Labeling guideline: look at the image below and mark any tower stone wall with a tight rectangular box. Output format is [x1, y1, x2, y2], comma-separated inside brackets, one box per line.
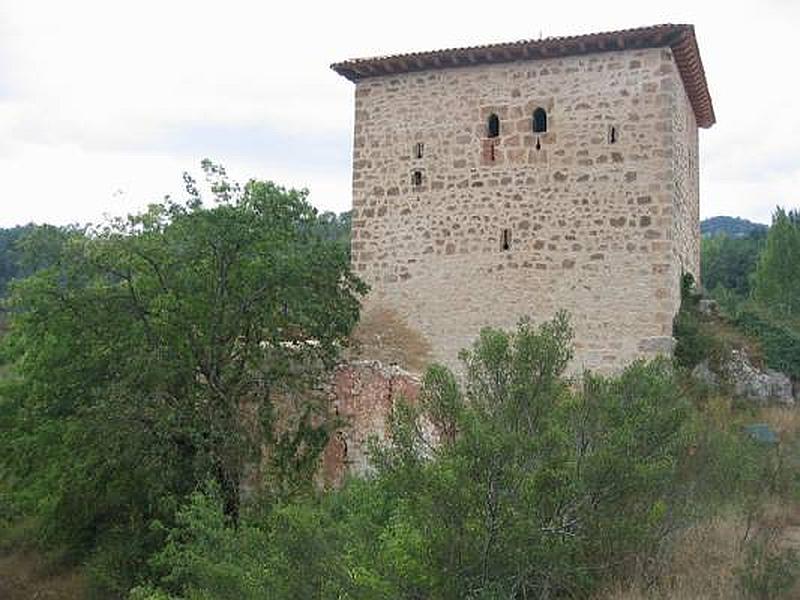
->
[347, 44, 703, 374]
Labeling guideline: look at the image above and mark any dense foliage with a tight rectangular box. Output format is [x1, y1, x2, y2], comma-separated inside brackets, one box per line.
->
[697, 208, 800, 380]
[314, 210, 351, 251]
[131, 314, 788, 600]
[753, 208, 800, 320]
[0, 223, 48, 300]
[0, 162, 365, 594]
[701, 231, 766, 298]
[0, 226, 32, 299]
[1, 198, 798, 598]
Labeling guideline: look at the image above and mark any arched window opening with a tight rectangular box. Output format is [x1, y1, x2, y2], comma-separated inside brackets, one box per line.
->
[609, 126, 617, 144]
[532, 107, 548, 133]
[487, 113, 500, 138]
[412, 170, 423, 187]
[500, 228, 511, 251]
[414, 142, 424, 159]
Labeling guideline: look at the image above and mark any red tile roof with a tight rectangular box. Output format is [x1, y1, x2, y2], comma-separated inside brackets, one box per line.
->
[331, 24, 715, 128]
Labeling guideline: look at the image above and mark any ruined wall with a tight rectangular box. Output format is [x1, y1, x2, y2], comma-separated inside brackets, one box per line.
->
[350, 46, 699, 373]
[320, 361, 421, 487]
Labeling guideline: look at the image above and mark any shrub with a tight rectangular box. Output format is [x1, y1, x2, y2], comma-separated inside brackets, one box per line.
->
[143, 314, 700, 599]
[735, 310, 800, 379]
[673, 273, 722, 369]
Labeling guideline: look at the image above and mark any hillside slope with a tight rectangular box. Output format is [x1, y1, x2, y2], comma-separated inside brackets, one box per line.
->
[702, 216, 768, 238]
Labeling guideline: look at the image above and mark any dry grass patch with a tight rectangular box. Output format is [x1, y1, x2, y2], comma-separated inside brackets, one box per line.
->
[598, 514, 743, 599]
[348, 306, 432, 373]
[0, 549, 86, 600]
[653, 513, 745, 599]
[599, 506, 800, 600]
[759, 407, 800, 439]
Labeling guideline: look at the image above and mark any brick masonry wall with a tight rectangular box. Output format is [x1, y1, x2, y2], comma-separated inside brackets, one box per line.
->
[349, 46, 700, 373]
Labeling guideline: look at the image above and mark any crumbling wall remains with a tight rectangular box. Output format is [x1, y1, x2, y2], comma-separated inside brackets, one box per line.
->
[319, 360, 421, 487]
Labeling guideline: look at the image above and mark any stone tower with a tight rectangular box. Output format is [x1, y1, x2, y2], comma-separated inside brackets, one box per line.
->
[332, 24, 715, 373]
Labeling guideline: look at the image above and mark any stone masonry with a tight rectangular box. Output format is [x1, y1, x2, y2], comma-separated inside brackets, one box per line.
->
[333, 25, 715, 374]
[319, 361, 422, 486]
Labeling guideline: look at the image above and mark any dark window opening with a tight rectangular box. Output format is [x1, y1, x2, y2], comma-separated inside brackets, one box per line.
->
[535, 137, 541, 151]
[487, 113, 500, 138]
[532, 107, 548, 133]
[609, 126, 617, 144]
[501, 228, 511, 251]
[490, 142, 496, 162]
[415, 142, 424, 159]
[412, 170, 423, 186]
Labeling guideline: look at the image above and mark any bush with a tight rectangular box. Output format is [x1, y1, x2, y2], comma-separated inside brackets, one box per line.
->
[735, 310, 800, 379]
[145, 483, 356, 600]
[365, 318, 693, 596]
[673, 273, 722, 369]
[142, 314, 702, 599]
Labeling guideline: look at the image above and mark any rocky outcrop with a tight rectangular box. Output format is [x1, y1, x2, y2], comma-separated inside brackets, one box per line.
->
[692, 350, 795, 406]
[725, 350, 794, 406]
[691, 359, 719, 388]
[698, 298, 719, 317]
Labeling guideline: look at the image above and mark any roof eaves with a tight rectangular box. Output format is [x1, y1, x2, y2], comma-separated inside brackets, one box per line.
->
[331, 24, 715, 128]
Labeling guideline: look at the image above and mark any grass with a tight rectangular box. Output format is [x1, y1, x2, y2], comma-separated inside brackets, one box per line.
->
[348, 306, 433, 373]
[0, 548, 86, 600]
[598, 398, 800, 600]
[599, 513, 744, 599]
[600, 505, 800, 599]
[760, 406, 800, 438]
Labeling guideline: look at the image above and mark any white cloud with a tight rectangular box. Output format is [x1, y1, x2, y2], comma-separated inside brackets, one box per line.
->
[0, 0, 797, 226]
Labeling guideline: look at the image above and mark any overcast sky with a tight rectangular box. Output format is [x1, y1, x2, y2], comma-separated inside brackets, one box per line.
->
[0, 0, 797, 227]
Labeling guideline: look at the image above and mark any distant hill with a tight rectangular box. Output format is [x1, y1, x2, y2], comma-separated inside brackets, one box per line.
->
[700, 216, 768, 238]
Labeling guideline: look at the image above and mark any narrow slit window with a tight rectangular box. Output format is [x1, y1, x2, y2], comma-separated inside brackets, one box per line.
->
[414, 142, 424, 159]
[609, 126, 617, 144]
[487, 113, 500, 138]
[532, 107, 548, 133]
[490, 142, 496, 162]
[412, 170, 423, 187]
[500, 228, 511, 251]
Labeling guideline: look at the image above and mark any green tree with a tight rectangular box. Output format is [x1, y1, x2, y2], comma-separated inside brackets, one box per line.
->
[314, 210, 351, 251]
[700, 230, 765, 298]
[0, 161, 366, 591]
[753, 207, 800, 319]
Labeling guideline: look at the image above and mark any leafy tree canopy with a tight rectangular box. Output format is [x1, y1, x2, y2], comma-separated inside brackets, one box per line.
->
[701, 231, 765, 298]
[0, 161, 366, 592]
[753, 207, 800, 320]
